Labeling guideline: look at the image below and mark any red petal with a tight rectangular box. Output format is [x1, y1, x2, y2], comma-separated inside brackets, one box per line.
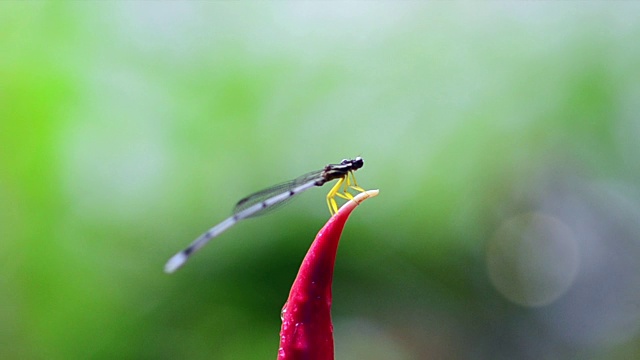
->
[278, 190, 379, 360]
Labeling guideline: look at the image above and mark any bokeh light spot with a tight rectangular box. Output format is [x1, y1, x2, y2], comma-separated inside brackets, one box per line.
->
[487, 212, 580, 307]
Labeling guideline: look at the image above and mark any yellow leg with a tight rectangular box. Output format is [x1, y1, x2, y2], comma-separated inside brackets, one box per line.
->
[348, 171, 365, 192]
[339, 171, 365, 199]
[334, 181, 352, 200]
[326, 177, 344, 215]
[326, 172, 367, 216]
[327, 172, 365, 215]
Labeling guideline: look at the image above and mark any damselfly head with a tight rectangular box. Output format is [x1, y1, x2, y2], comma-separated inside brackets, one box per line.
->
[340, 157, 363, 169]
[352, 156, 364, 170]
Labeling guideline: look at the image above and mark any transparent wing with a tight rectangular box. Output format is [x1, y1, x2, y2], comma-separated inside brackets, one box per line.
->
[232, 170, 324, 217]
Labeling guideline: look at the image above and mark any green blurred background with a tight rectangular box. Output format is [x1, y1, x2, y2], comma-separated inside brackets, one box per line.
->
[2, 2, 640, 359]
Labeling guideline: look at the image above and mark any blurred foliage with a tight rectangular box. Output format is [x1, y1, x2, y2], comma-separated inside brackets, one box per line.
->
[2, 2, 640, 359]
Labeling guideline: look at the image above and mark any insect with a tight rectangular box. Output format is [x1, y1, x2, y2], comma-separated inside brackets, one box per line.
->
[164, 157, 365, 273]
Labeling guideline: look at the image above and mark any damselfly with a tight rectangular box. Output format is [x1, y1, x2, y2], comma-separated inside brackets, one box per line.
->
[164, 157, 365, 273]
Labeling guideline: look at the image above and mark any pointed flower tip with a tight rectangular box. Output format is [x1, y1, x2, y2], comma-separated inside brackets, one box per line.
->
[351, 189, 379, 206]
[277, 189, 379, 360]
[333, 189, 379, 218]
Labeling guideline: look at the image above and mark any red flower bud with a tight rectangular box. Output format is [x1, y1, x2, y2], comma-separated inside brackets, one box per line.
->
[278, 190, 379, 360]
